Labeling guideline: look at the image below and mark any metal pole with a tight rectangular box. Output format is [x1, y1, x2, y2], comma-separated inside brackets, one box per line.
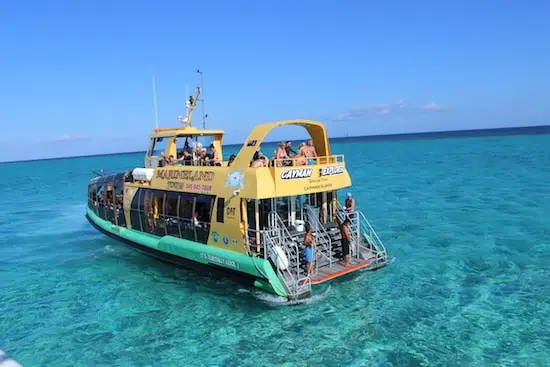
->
[197, 69, 206, 129]
[152, 75, 159, 129]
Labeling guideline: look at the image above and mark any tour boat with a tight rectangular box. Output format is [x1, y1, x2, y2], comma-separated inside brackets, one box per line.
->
[86, 77, 388, 299]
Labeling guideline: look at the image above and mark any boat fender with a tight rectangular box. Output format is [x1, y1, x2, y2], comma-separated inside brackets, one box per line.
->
[269, 245, 289, 271]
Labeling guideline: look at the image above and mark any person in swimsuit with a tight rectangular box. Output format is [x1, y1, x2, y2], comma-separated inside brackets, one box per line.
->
[340, 218, 352, 267]
[303, 225, 314, 275]
[275, 141, 290, 166]
[303, 138, 318, 165]
[345, 193, 355, 213]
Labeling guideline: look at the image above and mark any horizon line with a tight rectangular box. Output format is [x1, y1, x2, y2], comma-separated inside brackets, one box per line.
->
[1, 123, 549, 165]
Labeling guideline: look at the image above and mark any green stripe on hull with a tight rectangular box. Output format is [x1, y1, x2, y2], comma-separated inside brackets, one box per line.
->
[87, 207, 287, 297]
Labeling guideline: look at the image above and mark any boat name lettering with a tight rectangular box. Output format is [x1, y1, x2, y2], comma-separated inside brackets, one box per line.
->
[200, 253, 238, 269]
[156, 170, 215, 182]
[320, 165, 345, 176]
[280, 168, 313, 180]
[304, 183, 333, 192]
[167, 181, 212, 192]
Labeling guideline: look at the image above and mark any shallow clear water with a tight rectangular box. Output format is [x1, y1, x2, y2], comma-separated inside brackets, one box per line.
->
[1, 135, 550, 366]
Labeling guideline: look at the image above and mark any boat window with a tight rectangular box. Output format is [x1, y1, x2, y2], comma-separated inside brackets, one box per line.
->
[104, 182, 116, 224]
[149, 137, 169, 157]
[88, 183, 97, 211]
[126, 188, 214, 244]
[195, 195, 213, 243]
[246, 200, 256, 230]
[140, 189, 154, 233]
[151, 191, 166, 236]
[130, 189, 142, 231]
[179, 194, 194, 219]
[216, 197, 225, 223]
[113, 174, 125, 227]
[164, 191, 180, 238]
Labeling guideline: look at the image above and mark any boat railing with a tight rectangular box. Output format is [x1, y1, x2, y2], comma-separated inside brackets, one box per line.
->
[270, 154, 345, 168]
[269, 211, 312, 297]
[260, 229, 302, 296]
[244, 217, 311, 298]
[336, 202, 387, 265]
[145, 155, 228, 169]
[356, 211, 387, 256]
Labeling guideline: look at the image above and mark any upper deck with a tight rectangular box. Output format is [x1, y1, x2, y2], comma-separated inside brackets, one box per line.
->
[135, 119, 351, 199]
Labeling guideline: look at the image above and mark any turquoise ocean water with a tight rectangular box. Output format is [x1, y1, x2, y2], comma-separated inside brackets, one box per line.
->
[1, 133, 549, 366]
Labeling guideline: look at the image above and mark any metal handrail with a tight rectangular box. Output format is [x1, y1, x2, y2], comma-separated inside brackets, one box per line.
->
[356, 210, 387, 256]
[336, 201, 387, 263]
[261, 228, 306, 296]
[269, 211, 301, 277]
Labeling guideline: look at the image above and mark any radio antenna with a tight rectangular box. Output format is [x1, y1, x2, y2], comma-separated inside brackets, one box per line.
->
[197, 69, 206, 129]
[152, 75, 159, 129]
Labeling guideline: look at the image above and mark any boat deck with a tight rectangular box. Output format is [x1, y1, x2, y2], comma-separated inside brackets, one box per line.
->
[309, 258, 372, 284]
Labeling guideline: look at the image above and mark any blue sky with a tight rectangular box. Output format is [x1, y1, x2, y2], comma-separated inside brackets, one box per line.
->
[0, 0, 549, 161]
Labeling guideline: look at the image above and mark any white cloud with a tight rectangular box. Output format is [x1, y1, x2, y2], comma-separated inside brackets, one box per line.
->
[55, 133, 88, 141]
[423, 101, 446, 111]
[334, 100, 447, 121]
[334, 100, 408, 121]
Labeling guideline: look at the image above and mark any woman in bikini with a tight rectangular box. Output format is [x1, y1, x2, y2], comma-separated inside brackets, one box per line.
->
[275, 141, 290, 167]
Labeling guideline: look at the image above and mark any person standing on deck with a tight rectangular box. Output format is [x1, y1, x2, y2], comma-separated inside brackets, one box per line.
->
[285, 141, 297, 157]
[303, 138, 318, 165]
[345, 192, 355, 217]
[303, 225, 315, 275]
[340, 218, 352, 267]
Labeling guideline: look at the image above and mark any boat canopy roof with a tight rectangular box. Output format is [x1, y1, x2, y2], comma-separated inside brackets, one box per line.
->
[229, 119, 331, 168]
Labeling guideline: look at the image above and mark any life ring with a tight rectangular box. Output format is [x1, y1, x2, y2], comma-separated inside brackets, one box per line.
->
[269, 245, 289, 271]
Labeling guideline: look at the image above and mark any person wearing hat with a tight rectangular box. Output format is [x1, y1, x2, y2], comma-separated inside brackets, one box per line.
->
[345, 192, 355, 214]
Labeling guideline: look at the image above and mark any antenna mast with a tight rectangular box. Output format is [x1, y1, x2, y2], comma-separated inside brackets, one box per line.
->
[178, 70, 206, 128]
[197, 69, 207, 129]
[152, 75, 159, 129]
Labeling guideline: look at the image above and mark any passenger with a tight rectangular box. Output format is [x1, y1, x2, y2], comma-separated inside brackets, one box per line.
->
[345, 192, 355, 214]
[300, 138, 317, 165]
[181, 149, 193, 165]
[295, 150, 307, 166]
[198, 149, 208, 165]
[303, 225, 315, 275]
[193, 212, 201, 228]
[227, 154, 236, 166]
[250, 152, 267, 167]
[161, 153, 176, 166]
[298, 142, 305, 150]
[285, 141, 297, 157]
[275, 141, 290, 167]
[340, 218, 352, 267]
[209, 144, 220, 166]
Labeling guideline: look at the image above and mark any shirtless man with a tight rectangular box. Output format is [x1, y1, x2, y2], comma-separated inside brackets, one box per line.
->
[340, 218, 352, 267]
[303, 226, 315, 275]
[345, 192, 355, 214]
[303, 138, 318, 164]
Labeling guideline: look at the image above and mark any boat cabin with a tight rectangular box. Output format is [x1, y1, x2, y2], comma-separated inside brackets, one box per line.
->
[144, 126, 226, 168]
[89, 120, 351, 256]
